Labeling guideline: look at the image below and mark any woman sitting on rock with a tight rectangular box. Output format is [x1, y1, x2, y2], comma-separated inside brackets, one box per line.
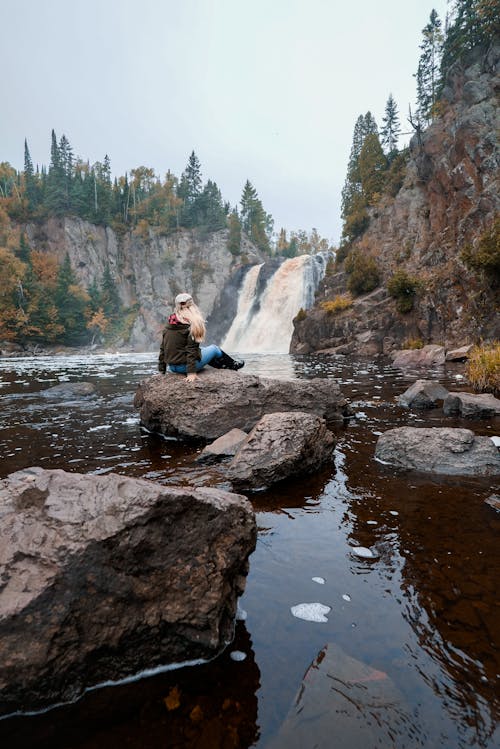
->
[158, 293, 244, 382]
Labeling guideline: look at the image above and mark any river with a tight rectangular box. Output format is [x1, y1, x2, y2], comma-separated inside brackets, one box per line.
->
[0, 352, 498, 749]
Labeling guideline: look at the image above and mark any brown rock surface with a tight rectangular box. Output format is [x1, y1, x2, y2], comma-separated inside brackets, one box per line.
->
[443, 391, 500, 417]
[398, 379, 449, 408]
[227, 411, 335, 490]
[0, 467, 256, 715]
[134, 370, 350, 441]
[291, 44, 500, 356]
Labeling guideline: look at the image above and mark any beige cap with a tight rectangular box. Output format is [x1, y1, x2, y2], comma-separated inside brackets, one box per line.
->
[175, 292, 193, 305]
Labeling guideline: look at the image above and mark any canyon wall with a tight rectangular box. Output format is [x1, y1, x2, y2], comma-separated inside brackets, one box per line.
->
[292, 43, 499, 356]
[25, 220, 261, 351]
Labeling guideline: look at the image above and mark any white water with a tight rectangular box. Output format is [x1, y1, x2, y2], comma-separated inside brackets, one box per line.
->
[222, 263, 264, 351]
[223, 254, 328, 354]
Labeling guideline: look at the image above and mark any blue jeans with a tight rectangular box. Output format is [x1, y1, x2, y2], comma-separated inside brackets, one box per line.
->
[168, 344, 222, 374]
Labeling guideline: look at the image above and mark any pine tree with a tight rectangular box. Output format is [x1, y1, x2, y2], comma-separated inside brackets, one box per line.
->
[23, 139, 38, 211]
[441, 0, 499, 73]
[415, 10, 443, 123]
[100, 263, 121, 320]
[341, 112, 379, 220]
[239, 180, 273, 253]
[358, 133, 387, 204]
[54, 253, 89, 343]
[227, 209, 242, 254]
[380, 94, 401, 157]
[45, 129, 67, 215]
[178, 151, 203, 227]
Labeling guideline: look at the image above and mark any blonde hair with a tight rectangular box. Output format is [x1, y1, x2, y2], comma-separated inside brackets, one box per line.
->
[175, 300, 206, 342]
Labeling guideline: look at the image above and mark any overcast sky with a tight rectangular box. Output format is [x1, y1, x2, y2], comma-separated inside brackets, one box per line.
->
[2, 0, 450, 243]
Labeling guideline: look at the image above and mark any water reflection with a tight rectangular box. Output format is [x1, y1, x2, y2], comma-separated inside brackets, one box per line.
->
[0, 623, 260, 749]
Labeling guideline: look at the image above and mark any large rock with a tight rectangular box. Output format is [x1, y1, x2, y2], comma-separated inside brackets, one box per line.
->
[0, 467, 256, 715]
[134, 370, 350, 441]
[398, 379, 449, 409]
[375, 427, 500, 475]
[443, 391, 500, 418]
[391, 345, 446, 369]
[227, 411, 335, 490]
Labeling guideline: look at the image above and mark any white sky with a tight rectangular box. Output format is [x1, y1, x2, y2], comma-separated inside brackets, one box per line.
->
[1, 0, 450, 243]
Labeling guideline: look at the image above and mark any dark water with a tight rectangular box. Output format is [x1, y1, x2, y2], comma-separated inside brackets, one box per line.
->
[0, 352, 499, 749]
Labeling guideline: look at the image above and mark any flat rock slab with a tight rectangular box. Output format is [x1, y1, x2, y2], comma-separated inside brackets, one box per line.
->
[266, 643, 420, 749]
[0, 467, 256, 715]
[445, 344, 474, 361]
[40, 381, 96, 398]
[443, 391, 500, 417]
[391, 345, 446, 369]
[398, 379, 449, 409]
[227, 411, 335, 490]
[196, 428, 248, 464]
[375, 427, 500, 475]
[134, 370, 350, 441]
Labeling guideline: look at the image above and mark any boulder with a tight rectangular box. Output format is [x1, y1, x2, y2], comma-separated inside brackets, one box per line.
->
[398, 379, 449, 409]
[134, 370, 350, 441]
[196, 428, 248, 464]
[443, 391, 500, 418]
[391, 345, 446, 369]
[0, 467, 256, 715]
[375, 427, 500, 475]
[445, 344, 474, 361]
[226, 411, 335, 490]
[40, 381, 96, 398]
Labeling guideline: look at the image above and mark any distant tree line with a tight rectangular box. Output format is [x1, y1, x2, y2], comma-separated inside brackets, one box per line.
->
[1, 137, 277, 256]
[339, 0, 498, 252]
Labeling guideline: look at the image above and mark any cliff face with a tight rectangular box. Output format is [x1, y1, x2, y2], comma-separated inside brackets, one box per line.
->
[25, 219, 260, 350]
[292, 43, 500, 356]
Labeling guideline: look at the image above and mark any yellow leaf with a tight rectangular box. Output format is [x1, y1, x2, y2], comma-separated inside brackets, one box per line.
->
[163, 685, 181, 711]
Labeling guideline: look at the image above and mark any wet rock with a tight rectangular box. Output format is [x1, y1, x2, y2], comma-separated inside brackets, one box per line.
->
[485, 494, 500, 511]
[443, 391, 500, 418]
[40, 381, 96, 398]
[445, 344, 474, 361]
[196, 428, 248, 464]
[0, 467, 256, 715]
[226, 411, 335, 490]
[375, 427, 500, 475]
[391, 345, 446, 369]
[267, 643, 418, 749]
[398, 379, 449, 409]
[134, 370, 350, 441]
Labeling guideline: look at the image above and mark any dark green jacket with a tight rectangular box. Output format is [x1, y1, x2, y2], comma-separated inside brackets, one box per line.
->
[158, 315, 201, 374]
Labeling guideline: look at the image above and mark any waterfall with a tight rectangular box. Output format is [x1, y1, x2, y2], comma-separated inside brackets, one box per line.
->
[222, 253, 329, 354]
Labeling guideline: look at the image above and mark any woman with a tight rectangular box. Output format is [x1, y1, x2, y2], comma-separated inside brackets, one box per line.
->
[158, 293, 244, 382]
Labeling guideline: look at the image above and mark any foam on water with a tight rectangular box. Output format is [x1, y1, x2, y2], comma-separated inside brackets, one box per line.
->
[312, 576, 325, 584]
[491, 436, 500, 447]
[230, 651, 247, 661]
[290, 602, 331, 622]
[351, 546, 378, 559]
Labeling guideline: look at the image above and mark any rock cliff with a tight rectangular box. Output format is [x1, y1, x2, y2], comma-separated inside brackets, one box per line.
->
[24, 220, 261, 351]
[292, 43, 500, 356]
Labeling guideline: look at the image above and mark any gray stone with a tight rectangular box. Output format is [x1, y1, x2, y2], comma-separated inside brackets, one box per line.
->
[196, 428, 248, 463]
[375, 427, 500, 476]
[443, 391, 500, 418]
[134, 370, 350, 441]
[391, 345, 446, 369]
[398, 379, 449, 409]
[0, 467, 255, 715]
[445, 344, 474, 361]
[227, 411, 335, 490]
[40, 381, 96, 398]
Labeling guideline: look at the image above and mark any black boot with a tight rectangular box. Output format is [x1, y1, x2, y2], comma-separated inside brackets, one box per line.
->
[209, 350, 245, 370]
